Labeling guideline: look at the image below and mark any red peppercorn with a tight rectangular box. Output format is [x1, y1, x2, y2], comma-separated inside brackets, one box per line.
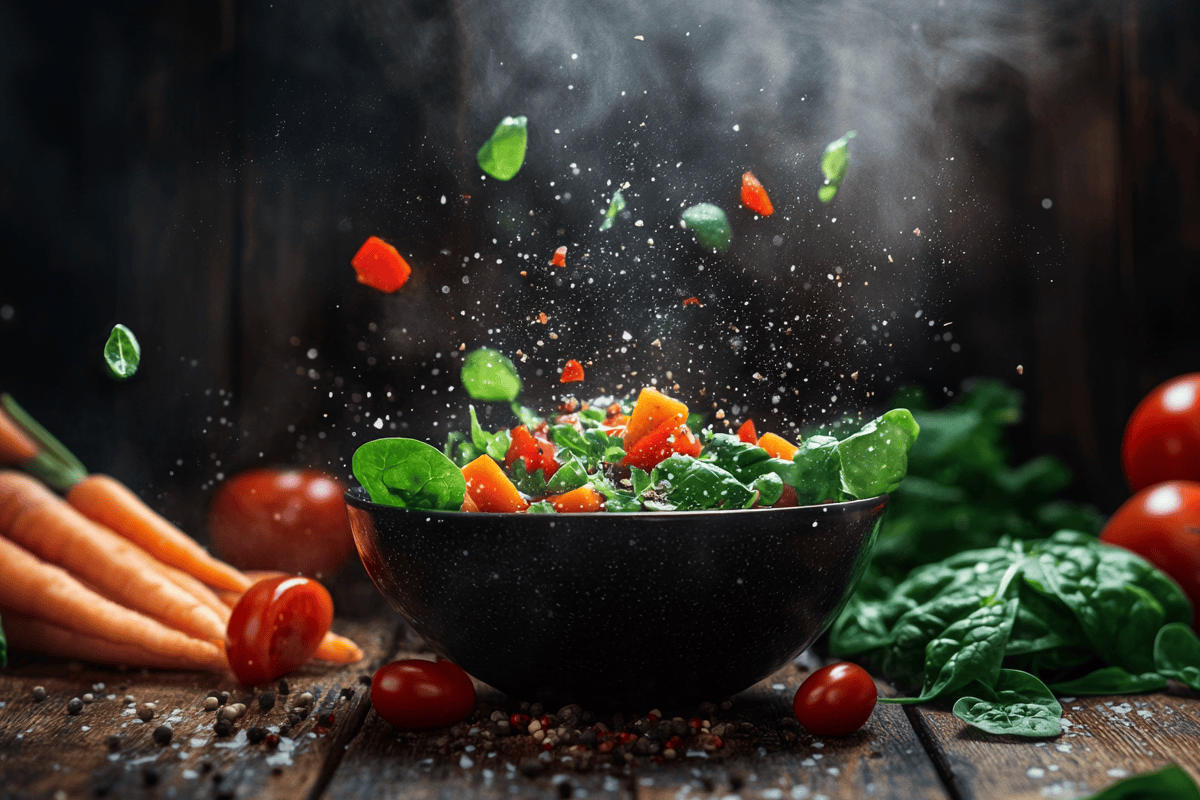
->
[539, 715, 552, 729]
[618, 732, 637, 744]
[665, 735, 683, 751]
[542, 741, 554, 751]
[647, 713, 660, 723]
[598, 740, 615, 753]
[688, 717, 704, 730]
[510, 713, 530, 729]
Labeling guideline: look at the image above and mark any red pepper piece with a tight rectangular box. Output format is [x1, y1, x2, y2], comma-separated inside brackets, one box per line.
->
[682, 296, 703, 307]
[551, 246, 567, 267]
[737, 419, 758, 444]
[622, 420, 701, 472]
[351, 236, 412, 293]
[741, 171, 774, 216]
[504, 425, 559, 478]
[560, 359, 585, 383]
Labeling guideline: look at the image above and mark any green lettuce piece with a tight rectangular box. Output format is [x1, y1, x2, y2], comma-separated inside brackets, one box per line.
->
[599, 190, 626, 231]
[681, 203, 731, 252]
[818, 130, 856, 203]
[461, 348, 522, 402]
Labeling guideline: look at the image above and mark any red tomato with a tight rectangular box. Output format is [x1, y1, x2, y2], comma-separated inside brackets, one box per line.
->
[504, 425, 559, 478]
[225, 576, 333, 686]
[371, 659, 477, 730]
[622, 421, 701, 472]
[741, 171, 774, 216]
[1100, 480, 1200, 628]
[792, 662, 877, 735]
[209, 468, 355, 578]
[560, 359, 585, 383]
[1122, 373, 1200, 492]
[737, 419, 758, 445]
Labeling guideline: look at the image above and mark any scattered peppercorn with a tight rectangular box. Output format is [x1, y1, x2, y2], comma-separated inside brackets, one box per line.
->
[67, 697, 83, 715]
[203, 697, 220, 711]
[214, 719, 232, 737]
[32, 686, 47, 702]
[137, 704, 155, 722]
[339, 686, 355, 701]
[357, 673, 372, 686]
[295, 692, 313, 708]
[258, 691, 277, 712]
[277, 678, 290, 695]
[247, 726, 268, 744]
[105, 735, 122, 752]
[82, 693, 95, 704]
[318, 712, 335, 727]
[152, 725, 173, 745]
[141, 768, 159, 787]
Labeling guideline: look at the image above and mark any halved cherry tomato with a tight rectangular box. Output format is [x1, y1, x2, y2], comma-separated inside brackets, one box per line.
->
[505, 425, 559, 478]
[737, 419, 758, 445]
[209, 468, 355, 578]
[372, 658, 476, 730]
[622, 420, 702, 472]
[560, 359, 585, 383]
[225, 576, 333, 686]
[793, 662, 877, 735]
[1100, 480, 1200, 629]
[1122, 373, 1200, 492]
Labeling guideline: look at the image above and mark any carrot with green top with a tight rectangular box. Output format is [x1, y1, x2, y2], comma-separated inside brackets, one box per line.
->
[0, 470, 228, 643]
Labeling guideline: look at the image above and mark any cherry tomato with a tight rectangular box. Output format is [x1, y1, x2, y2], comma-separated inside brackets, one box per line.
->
[225, 575, 333, 686]
[1122, 373, 1200, 492]
[209, 467, 355, 578]
[793, 662, 877, 735]
[371, 659, 477, 730]
[1100, 480, 1200, 629]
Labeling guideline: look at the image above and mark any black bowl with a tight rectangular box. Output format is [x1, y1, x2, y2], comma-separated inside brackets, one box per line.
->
[345, 487, 887, 709]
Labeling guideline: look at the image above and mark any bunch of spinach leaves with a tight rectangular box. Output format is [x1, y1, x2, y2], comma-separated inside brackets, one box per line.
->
[830, 531, 1200, 737]
[868, 380, 1105, 585]
[1080, 764, 1200, 799]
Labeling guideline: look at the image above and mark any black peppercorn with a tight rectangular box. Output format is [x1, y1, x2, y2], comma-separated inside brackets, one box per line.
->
[67, 697, 83, 715]
[152, 725, 173, 745]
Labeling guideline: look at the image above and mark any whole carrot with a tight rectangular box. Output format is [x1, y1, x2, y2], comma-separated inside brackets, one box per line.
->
[0, 471, 228, 643]
[0, 610, 227, 672]
[0, 535, 226, 669]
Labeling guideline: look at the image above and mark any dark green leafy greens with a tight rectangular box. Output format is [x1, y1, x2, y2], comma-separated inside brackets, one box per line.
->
[681, 203, 732, 252]
[818, 130, 856, 203]
[829, 532, 1199, 737]
[599, 190, 626, 231]
[352, 437, 466, 511]
[104, 324, 141, 380]
[1078, 764, 1200, 800]
[461, 348, 522, 403]
[476, 116, 528, 181]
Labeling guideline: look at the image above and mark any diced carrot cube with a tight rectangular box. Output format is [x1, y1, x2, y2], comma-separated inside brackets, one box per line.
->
[461, 455, 529, 513]
[549, 486, 605, 513]
[623, 387, 689, 451]
[758, 432, 799, 461]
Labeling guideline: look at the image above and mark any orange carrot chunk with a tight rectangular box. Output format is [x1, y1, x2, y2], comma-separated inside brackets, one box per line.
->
[560, 359, 585, 384]
[66, 474, 252, 594]
[758, 431, 799, 461]
[551, 246, 567, 267]
[741, 171, 774, 216]
[351, 236, 412, 293]
[549, 485, 605, 513]
[623, 387, 689, 451]
[461, 455, 530, 513]
[737, 419, 758, 445]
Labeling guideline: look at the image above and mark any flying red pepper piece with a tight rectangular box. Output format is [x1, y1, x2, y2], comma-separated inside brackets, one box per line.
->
[551, 246, 567, 267]
[351, 236, 412, 293]
[560, 359, 585, 383]
[741, 171, 774, 217]
[682, 297, 703, 307]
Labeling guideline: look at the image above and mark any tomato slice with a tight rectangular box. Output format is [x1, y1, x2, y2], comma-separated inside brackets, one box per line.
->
[737, 419, 758, 445]
[504, 425, 559, 478]
[225, 576, 333, 686]
[560, 359, 585, 383]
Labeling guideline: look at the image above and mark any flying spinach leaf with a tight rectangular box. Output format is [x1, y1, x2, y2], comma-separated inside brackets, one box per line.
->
[681, 203, 732, 252]
[104, 324, 141, 380]
[951, 669, 1061, 738]
[1154, 622, 1200, 690]
[352, 437, 466, 511]
[477, 116, 528, 181]
[461, 348, 522, 402]
[836, 408, 920, 499]
[1078, 764, 1200, 800]
[818, 130, 856, 203]
[599, 189, 626, 231]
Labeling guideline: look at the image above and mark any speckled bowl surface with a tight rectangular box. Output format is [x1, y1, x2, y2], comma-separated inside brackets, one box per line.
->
[345, 487, 887, 709]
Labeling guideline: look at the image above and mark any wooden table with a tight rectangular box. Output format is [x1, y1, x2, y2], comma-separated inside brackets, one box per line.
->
[2, 603, 1198, 800]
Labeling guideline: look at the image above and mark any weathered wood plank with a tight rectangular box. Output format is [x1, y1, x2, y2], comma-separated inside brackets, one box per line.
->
[324, 645, 949, 800]
[0, 617, 399, 800]
[907, 688, 1200, 800]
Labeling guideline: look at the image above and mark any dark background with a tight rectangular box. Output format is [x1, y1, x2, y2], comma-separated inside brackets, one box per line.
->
[1, 0, 1197, 536]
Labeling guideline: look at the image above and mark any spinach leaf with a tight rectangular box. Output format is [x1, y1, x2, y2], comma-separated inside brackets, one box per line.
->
[836, 408, 920, 499]
[104, 324, 141, 380]
[818, 130, 856, 203]
[1078, 764, 1200, 800]
[587, 472, 641, 512]
[1048, 667, 1167, 696]
[649, 455, 757, 511]
[791, 435, 842, 505]
[353, 438, 466, 511]
[470, 406, 512, 462]
[1154, 622, 1200, 690]
[545, 455, 589, 493]
[918, 598, 1018, 701]
[952, 669, 1061, 737]
[527, 500, 557, 514]
[681, 203, 732, 252]
[476, 116, 527, 181]
[462, 348, 522, 403]
[550, 423, 623, 472]
[599, 189, 626, 231]
[702, 432, 797, 495]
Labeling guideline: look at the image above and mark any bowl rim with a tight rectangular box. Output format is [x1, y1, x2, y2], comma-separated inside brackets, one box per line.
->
[343, 484, 888, 518]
